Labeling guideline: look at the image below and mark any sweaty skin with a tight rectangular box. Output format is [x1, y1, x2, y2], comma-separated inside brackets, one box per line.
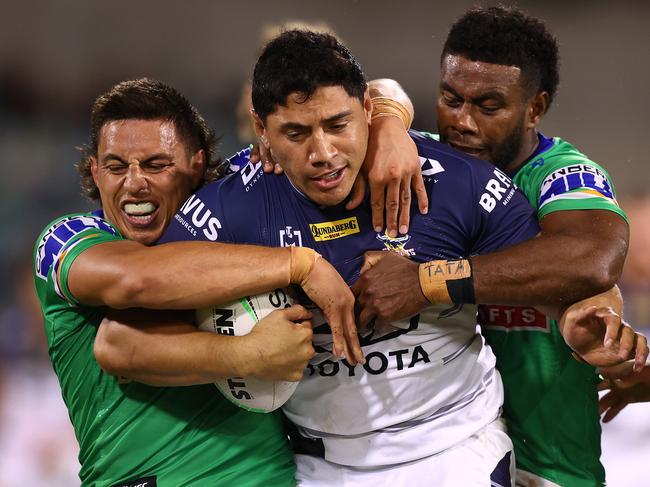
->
[356, 56, 628, 310]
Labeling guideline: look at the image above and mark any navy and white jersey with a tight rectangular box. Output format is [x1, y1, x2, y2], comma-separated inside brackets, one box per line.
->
[161, 131, 540, 467]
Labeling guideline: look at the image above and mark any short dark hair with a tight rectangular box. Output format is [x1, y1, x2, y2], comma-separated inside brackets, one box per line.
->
[78, 78, 224, 201]
[442, 6, 560, 106]
[252, 29, 367, 121]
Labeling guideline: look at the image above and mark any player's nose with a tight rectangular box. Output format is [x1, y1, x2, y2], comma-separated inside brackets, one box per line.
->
[454, 104, 479, 134]
[308, 131, 337, 167]
[123, 163, 149, 194]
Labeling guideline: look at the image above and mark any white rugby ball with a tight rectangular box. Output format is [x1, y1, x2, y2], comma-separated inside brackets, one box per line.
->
[196, 288, 299, 413]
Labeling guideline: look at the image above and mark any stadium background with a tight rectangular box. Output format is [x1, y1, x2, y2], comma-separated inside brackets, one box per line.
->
[1, 0, 648, 485]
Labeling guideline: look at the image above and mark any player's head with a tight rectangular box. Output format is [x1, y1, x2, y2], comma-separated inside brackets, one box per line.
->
[251, 29, 372, 207]
[79, 78, 224, 245]
[437, 6, 560, 172]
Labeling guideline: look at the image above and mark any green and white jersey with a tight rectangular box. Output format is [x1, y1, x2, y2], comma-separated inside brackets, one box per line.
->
[481, 135, 626, 487]
[33, 211, 295, 487]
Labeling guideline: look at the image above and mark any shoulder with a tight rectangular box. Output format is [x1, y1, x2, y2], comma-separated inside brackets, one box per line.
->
[410, 130, 512, 198]
[410, 130, 502, 179]
[166, 148, 272, 243]
[185, 147, 268, 208]
[520, 136, 622, 216]
[34, 212, 120, 282]
[523, 137, 612, 182]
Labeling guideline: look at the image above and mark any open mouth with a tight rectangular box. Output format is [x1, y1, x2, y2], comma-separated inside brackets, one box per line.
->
[311, 167, 346, 190]
[122, 201, 159, 227]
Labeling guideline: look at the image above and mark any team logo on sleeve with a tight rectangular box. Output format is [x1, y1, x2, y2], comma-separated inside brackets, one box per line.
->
[226, 146, 252, 172]
[309, 217, 360, 242]
[35, 215, 117, 281]
[538, 164, 617, 209]
[280, 226, 303, 247]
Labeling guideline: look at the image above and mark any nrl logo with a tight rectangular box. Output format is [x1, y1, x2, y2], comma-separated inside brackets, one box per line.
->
[376, 232, 415, 257]
[280, 226, 302, 247]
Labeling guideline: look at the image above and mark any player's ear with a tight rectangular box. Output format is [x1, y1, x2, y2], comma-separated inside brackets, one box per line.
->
[251, 109, 270, 150]
[363, 86, 373, 125]
[527, 91, 549, 128]
[189, 149, 206, 188]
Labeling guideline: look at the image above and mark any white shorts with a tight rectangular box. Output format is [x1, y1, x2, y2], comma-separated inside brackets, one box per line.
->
[295, 417, 515, 486]
[515, 469, 562, 487]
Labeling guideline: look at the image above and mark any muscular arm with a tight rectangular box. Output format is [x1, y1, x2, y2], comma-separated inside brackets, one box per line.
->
[70, 241, 363, 363]
[354, 211, 627, 325]
[348, 78, 426, 236]
[94, 306, 315, 386]
[68, 240, 295, 309]
[472, 209, 628, 306]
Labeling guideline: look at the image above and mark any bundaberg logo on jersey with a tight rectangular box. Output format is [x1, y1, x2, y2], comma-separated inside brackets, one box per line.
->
[177, 194, 222, 241]
[309, 217, 360, 241]
[376, 232, 415, 256]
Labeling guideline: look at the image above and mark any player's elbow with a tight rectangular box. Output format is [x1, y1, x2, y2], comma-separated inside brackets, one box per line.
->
[576, 244, 626, 296]
[102, 269, 149, 309]
[94, 320, 136, 377]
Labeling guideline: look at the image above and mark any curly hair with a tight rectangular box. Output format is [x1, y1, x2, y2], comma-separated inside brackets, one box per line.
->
[252, 29, 366, 122]
[78, 78, 226, 201]
[442, 6, 560, 107]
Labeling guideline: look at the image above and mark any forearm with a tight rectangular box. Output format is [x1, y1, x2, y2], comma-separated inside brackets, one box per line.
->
[70, 240, 294, 309]
[94, 313, 255, 386]
[535, 284, 622, 324]
[472, 210, 628, 306]
[472, 235, 623, 306]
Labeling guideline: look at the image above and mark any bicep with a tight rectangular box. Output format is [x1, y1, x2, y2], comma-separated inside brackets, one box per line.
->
[539, 209, 629, 247]
[67, 240, 146, 306]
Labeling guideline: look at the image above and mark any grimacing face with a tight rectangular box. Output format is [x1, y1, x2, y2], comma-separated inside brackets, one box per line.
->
[90, 119, 205, 245]
[437, 54, 542, 173]
[255, 85, 372, 207]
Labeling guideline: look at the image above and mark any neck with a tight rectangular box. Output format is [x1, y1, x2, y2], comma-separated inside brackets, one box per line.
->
[502, 129, 540, 174]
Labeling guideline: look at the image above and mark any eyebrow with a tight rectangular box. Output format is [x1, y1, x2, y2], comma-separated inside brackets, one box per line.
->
[440, 82, 506, 104]
[279, 110, 354, 131]
[101, 153, 173, 164]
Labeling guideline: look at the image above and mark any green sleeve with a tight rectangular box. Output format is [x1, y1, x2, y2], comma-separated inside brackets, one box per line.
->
[33, 213, 123, 306]
[513, 139, 628, 223]
[56, 230, 123, 304]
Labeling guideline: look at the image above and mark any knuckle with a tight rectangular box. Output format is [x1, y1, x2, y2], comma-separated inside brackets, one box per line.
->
[387, 167, 401, 180]
[386, 200, 399, 211]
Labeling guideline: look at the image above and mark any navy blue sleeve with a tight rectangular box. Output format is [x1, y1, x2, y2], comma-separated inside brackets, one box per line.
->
[158, 147, 266, 245]
[410, 131, 539, 259]
[466, 160, 540, 255]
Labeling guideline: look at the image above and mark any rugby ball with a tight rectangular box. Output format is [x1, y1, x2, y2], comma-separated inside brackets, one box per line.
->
[196, 288, 299, 413]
